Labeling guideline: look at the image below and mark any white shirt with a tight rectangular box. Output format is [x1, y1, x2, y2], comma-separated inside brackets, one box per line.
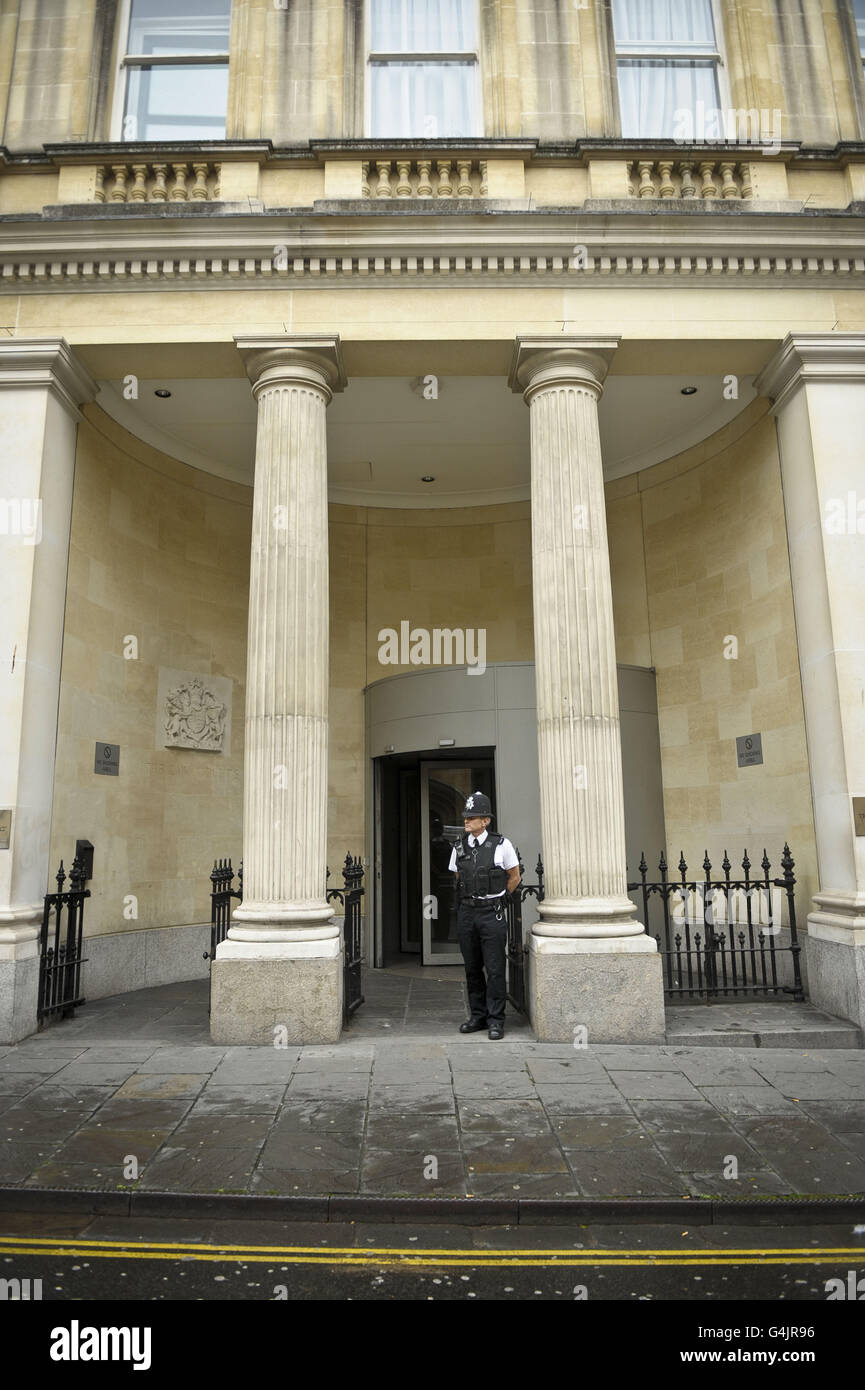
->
[447, 828, 520, 899]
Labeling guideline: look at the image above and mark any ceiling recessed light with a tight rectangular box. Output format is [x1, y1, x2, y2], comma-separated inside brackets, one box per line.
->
[421, 475, 435, 482]
[680, 386, 698, 396]
[154, 388, 172, 398]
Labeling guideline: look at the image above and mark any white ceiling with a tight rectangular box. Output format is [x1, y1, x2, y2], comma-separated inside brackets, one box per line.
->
[96, 373, 756, 505]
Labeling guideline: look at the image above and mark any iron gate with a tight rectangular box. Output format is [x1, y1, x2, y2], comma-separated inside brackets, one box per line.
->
[207, 853, 364, 1022]
[204, 858, 243, 1015]
[327, 854, 365, 1021]
[506, 851, 544, 1013]
[38, 856, 90, 1024]
[629, 844, 804, 1001]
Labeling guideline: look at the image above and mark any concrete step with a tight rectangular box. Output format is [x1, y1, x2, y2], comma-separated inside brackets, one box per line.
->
[665, 1000, 863, 1049]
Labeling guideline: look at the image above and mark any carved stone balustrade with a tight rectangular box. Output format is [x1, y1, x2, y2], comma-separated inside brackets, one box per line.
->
[94, 161, 221, 203]
[627, 158, 753, 200]
[361, 157, 489, 199]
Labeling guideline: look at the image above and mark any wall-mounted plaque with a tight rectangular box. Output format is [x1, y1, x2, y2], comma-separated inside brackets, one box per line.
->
[95, 743, 119, 776]
[0, 809, 11, 849]
[156, 667, 232, 755]
[853, 797, 865, 837]
[736, 733, 763, 768]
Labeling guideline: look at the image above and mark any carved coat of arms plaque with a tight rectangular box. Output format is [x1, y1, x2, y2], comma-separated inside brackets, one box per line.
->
[156, 668, 232, 754]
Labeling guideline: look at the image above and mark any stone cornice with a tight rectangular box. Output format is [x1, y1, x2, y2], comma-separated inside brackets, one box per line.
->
[0, 209, 864, 291]
[0, 337, 97, 417]
[7, 137, 865, 176]
[42, 140, 276, 164]
[21, 136, 865, 165]
[754, 332, 865, 410]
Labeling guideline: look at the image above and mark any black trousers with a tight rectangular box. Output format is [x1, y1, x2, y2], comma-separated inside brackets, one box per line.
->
[457, 898, 507, 1023]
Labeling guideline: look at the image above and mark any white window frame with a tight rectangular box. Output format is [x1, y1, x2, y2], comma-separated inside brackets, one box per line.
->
[364, 0, 483, 139]
[611, 0, 733, 139]
[109, 0, 231, 142]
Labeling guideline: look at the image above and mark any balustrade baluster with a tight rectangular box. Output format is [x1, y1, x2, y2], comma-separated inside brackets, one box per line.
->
[658, 160, 675, 198]
[396, 160, 412, 197]
[720, 161, 738, 199]
[637, 161, 655, 197]
[151, 164, 168, 200]
[436, 160, 453, 197]
[129, 164, 148, 201]
[191, 162, 209, 200]
[699, 161, 718, 198]
[110, 165, 129, 202]
[170, 163, 189, 201]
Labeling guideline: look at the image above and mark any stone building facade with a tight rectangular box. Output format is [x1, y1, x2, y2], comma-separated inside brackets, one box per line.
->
[1, 0, 864, 1043]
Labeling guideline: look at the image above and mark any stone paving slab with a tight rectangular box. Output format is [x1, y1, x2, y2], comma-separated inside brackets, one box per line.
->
[1, 981, 862, 1201]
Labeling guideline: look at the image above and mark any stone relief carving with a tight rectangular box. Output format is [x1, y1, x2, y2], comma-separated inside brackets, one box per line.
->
[157, 669, 232, 754]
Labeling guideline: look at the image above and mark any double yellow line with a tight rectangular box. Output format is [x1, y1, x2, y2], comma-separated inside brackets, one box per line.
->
[0, 1235, 862, 1268]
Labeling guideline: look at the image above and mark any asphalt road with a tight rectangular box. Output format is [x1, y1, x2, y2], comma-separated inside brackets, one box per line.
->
[1, 1213, 863, 1302]
[3, 1216, 861, 1373]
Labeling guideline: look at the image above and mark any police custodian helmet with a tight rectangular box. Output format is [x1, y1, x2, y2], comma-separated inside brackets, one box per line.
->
[461, 791, 493, 821]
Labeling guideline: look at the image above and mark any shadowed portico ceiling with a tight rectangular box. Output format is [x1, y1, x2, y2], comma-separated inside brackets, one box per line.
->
[96, 373, 756, 505]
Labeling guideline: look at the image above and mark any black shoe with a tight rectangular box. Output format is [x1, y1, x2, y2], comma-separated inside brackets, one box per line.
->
[459, 1018, 488, 1034]
[488, 1023, 504, 1040]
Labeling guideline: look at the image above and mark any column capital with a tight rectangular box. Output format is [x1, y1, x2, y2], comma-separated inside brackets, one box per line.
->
[508, 336, 619, 402]
[0, 337, 97, 419]
[234, 334, 347, 403]
[754, 331, 865, 413]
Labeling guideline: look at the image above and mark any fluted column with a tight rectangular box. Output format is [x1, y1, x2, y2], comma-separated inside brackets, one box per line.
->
[231, 338, 344, 937]
[755, 333, 865, 1027]
[0, 339, 96, 1042]
[210, 336, 346, 1045]
[510, 338, 664, 1041]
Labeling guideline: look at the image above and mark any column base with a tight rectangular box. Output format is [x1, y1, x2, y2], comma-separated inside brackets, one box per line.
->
[805, 905, 865, 1031]
[0, 953, 39, 1044]
[528, 934, 666, 1042]
[210, 938, 343, 1045]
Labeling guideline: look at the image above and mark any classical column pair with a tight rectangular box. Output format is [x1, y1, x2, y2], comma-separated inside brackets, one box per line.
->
[214, 335, 665, 1044]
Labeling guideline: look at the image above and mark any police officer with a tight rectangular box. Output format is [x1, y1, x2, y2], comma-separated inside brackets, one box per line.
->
[449, 791, 521, 1040]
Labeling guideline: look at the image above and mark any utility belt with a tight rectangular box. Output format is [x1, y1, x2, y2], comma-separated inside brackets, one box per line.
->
[460, 893, 507, 908]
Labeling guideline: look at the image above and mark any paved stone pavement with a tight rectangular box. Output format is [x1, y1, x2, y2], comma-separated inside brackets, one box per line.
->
[0, 979, 863, 1200]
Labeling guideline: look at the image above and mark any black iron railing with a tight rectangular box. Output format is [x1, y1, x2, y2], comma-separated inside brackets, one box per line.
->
[207, 857, 242, 961]
[327, 854, 365, 1022]
[207, 854, 364, 1023]
[38, 856, 90, 1024]
[628, 844, 803, 1001]
[505, 851, 544, 1014]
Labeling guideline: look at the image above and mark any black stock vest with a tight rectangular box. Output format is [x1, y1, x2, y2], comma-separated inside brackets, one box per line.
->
[455, 832, 507, 899]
